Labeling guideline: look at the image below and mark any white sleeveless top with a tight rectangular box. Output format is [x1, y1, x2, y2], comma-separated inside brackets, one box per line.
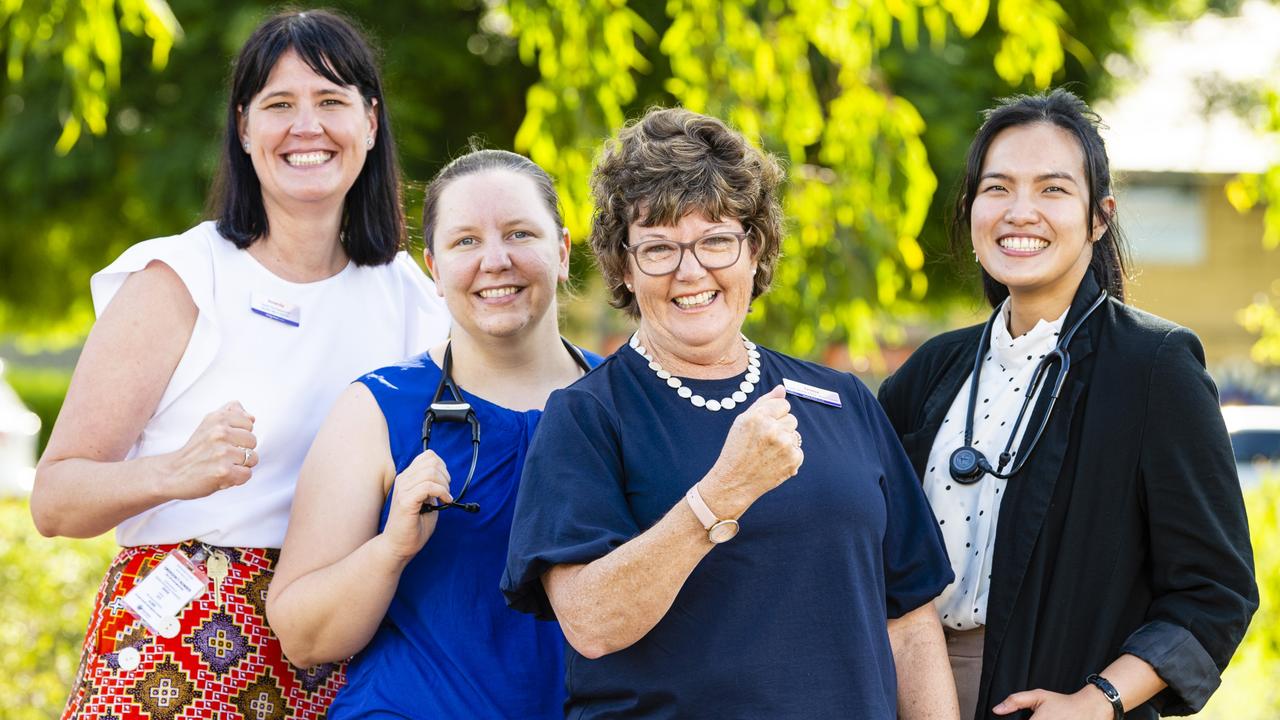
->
[91, 222, 451, 548]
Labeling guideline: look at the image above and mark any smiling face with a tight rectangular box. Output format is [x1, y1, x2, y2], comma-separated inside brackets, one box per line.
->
[425, 169, 570, 342]
[238, 50, 376, 214]
[970, 122, 1109, 308]
[625, 211, 757, 364]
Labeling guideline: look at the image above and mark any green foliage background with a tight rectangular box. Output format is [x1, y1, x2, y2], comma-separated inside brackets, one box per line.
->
[1, 0, 1209, 358]
[3, 1, 1278, 716]
[0, 499, 115, 720]
[4, 365, 71, 453]
[1177, 475, 1280, 719]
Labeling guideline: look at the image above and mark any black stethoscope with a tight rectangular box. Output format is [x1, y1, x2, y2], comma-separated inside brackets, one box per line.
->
[948, 290, 1108, 484]
[419, 338, 592, 514]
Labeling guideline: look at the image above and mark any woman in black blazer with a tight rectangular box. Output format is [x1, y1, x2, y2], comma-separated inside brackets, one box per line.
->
[878, 89, 1257, 720]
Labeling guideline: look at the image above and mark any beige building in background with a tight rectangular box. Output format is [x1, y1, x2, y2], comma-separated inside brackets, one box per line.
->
[1119, 175, 1272, 365]
[1098, 0, 1279, 367]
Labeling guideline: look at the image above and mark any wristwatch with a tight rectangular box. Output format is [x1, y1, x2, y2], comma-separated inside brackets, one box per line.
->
[1085, 674, 1124, 720]
[685, 484, 740, 544]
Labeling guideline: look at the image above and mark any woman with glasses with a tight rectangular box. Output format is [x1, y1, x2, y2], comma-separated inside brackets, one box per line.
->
[877, 90, 1256, 719]
[34, 11, 450, 719]
[502, 107, 958, 718]
[266, 148, 600, 719]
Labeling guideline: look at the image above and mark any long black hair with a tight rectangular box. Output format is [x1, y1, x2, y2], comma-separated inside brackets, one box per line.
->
[950, 88, 1129, 306]
[209, 8, 403, 265]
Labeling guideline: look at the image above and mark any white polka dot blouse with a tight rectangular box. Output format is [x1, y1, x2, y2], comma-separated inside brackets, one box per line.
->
[922, 300, 1068, 631]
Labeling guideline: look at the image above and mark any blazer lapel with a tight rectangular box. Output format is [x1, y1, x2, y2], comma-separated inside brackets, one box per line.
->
[902, 345, 977, 477]
[922, 351, 975, 430]
[981, 273, 1102, 689]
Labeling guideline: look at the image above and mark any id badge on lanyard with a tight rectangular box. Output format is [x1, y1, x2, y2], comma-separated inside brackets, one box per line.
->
[120, 549, 207, 638]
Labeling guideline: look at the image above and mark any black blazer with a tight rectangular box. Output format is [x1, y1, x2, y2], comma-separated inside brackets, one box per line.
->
[878, 273, 1258, 719]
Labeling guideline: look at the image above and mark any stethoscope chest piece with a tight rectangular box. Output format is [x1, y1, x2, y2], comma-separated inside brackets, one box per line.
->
[948, 446, 985, 484]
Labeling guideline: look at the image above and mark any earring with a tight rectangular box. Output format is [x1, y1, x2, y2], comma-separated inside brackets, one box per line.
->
[366, 137, 374, 149]
[625, 283, 633, 292]
[242, 140, 250, 152]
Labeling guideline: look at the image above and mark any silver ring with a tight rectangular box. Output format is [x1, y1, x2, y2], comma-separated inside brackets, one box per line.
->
[241, 447, 252, 466]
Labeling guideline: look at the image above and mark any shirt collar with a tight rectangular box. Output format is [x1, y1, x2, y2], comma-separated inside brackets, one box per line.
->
[989, 298, 1068, 367]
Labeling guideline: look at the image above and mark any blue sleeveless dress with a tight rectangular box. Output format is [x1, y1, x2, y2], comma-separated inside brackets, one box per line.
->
[327, 348, 600, 719]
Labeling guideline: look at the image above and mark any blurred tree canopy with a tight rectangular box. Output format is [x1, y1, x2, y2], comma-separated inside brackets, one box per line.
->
[0, 0, 1202, 358]
[1, 0, 181, 155]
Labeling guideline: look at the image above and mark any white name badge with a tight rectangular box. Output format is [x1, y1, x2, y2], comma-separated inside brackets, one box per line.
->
[121, 550, 206, 635]
[250, 292, 301, 327]
[783, 377, 842, 408]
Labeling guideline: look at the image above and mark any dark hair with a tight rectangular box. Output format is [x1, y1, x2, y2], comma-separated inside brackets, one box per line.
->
[950, 88, 1129, 305]
[589, 107, 785, 317]
[209, 8, 403, 265]
[422, 147, 563, 254]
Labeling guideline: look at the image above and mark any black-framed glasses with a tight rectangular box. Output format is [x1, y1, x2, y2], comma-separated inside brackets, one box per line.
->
[626, 231, 749, 276]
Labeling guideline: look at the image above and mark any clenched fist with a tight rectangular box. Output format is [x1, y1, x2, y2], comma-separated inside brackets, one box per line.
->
[164, 401, 258, 500]
[380, 450, 454, 562]
[701, 385, 803, 517]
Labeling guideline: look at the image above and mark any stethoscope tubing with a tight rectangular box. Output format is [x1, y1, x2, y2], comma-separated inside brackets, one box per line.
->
[419, 338, 592, 513]
[950, 289, 1108, 483]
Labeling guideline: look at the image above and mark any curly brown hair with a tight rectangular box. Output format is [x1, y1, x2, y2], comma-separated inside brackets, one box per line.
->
[589, 107, 785, 317]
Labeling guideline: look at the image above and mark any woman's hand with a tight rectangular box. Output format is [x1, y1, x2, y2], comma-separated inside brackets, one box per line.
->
[993, 686, 1115, 720]
[704, 385, 803, 515]
[163, 401, 259, 499]
[379, 450, 453, 563]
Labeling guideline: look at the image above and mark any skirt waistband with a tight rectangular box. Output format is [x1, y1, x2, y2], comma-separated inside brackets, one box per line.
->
[117, 541, 280, 571]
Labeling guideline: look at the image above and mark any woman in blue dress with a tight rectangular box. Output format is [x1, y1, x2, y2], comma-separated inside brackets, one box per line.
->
[266, 149, 599, 718]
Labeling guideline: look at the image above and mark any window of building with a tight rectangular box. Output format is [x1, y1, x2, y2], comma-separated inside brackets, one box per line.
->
[1116, 183, 1206, 265]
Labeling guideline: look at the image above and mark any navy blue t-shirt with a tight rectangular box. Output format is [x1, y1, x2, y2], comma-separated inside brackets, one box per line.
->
[328, 348, 600, 719]
[502, 344, 953, 719]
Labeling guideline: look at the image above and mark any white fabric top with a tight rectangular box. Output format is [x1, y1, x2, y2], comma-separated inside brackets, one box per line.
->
[91, 221, 451, 548]
[923, 301, 1067, 631]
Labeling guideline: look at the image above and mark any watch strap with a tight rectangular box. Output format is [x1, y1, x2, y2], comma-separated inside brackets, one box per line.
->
[685, 484, 719, 530]
[1085, 674, 1124, 720]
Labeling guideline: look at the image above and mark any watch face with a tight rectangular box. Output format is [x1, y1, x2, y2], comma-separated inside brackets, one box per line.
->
[709, 519, 739, 544]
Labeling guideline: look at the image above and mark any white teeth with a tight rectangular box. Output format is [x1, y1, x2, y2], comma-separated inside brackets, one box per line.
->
[479, 287, 519, 299]
[999, 236, 1049, 251]
[285, 151, 333, 166]
[674, 290, 717, 308]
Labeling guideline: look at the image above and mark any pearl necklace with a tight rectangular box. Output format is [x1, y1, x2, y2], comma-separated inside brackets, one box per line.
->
[629, 333, 761, 412]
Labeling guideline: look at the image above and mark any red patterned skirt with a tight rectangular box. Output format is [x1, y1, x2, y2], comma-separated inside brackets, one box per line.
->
[62, 542, 346, 720]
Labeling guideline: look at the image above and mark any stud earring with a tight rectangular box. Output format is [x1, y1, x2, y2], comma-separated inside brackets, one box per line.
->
[242, 140, 250, 152]
[625, 283, 634, 292]
[366, 136, 374, 149]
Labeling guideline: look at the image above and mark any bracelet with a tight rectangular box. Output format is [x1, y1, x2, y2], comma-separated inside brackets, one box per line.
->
[1085, 673, 1124, 720]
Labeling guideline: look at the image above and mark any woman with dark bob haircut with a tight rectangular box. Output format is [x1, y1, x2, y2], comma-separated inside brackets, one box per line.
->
[503, 106, 960, 718]
[33, 9, 448, 719]
[878, 88, 1257, 720]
